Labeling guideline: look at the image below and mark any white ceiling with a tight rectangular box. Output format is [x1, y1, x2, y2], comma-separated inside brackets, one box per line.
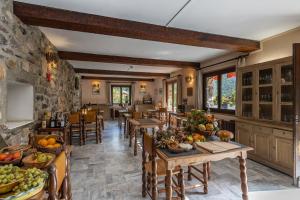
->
[17, 0, 300, 76]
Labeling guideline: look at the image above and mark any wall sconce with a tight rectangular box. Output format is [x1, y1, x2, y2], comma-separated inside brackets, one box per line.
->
[45, 51, 58, 82]
[185, 75, 193, 83]
[140, 84, 146, 92]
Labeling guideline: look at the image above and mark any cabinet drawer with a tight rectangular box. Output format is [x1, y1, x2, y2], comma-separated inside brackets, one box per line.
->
[273, 129, 293, 140]
[253, 126, 272, 134]
[236, 122, 252, 130]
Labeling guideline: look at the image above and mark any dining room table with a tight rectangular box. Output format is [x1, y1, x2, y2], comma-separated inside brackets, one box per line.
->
[155, 140, 253, 200]
[128, 118, 164, 156]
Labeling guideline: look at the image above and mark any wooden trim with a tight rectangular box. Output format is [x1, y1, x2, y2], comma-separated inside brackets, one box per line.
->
[81, 76, 154, 82]
[111, 85, 132, 105]
[74, 68, 169, 77]
[14, 1, 260, 52]
[293, 43, 300, 186]
[59, 51, 199, 68]
[242, 57, 292, 69]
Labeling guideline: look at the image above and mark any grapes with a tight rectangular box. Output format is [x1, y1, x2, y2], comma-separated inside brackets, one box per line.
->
[0, 164, 48, 194]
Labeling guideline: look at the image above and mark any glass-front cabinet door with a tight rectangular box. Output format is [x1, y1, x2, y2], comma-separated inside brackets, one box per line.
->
[278, 63, 293, 123]
[258, 66, 274, 120]
[241, 70, 254, 118]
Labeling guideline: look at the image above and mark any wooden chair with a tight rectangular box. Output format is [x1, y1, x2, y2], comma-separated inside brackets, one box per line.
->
[157, 108, 168, 125]
[83, 111, 101, 144]
[142, 132, 184, 200]
[48, 151, 70, 200]
[69, 112, 83, 146]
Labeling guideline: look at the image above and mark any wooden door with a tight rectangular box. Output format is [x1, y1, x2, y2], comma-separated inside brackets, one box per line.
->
[252, 130, 271, 161]
[293, 43, 300, 185]
[272, 132, 293, 171]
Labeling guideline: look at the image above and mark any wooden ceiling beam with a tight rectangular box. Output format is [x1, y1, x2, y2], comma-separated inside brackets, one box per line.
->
[59, 51, 198, 68]
[74, 68, 169, 77]
[81, 76, 154, 82]
[14, 1, 260, 52]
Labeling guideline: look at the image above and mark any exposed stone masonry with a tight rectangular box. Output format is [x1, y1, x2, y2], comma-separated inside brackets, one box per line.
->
[0, 0, 80, 145]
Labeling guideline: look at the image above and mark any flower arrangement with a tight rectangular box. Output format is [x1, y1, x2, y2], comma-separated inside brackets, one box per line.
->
[185, 110, 219, 135]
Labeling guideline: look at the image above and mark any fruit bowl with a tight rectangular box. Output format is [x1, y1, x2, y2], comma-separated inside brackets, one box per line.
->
[34, 135, 64, 155]
[0, 181, 20, 194]
[0, 151, 23, 165]
[22, 152, 55, 169]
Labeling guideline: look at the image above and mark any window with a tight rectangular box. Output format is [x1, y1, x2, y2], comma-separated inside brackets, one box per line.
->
[203, 67, 236, 114]
[167, 81, 177, 112]
[111, 85, 131, 105]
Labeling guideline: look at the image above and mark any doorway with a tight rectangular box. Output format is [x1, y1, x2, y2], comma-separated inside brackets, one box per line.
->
[167, 81, 177, 112]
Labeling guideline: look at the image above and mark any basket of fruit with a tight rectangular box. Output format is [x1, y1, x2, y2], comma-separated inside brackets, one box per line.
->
[217, 130, 234, 142]
[34, 135, 64, 155]
[0, 165, 47, 199]
[0, 165, 24, 194]
[22, 152, 55, 169]
[0, 150, 23, 165]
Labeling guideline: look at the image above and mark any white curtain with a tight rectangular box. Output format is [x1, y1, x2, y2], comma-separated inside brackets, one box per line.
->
[162, 79, 166, 108]
[177, 75, 182, 106]
[196, 70, 203, 109]
[106, 81, 111, 105]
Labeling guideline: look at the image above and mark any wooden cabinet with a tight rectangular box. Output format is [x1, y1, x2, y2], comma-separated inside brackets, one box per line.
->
[236, 123, 253, 149]
[237, 57, 293, 124]
[252, 127, 272, 161]
[236, 121, 293, 176]
[272, 129, 294, 171]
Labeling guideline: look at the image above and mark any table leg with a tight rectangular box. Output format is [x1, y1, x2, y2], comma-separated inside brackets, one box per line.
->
[203, 163, 208, 194]
[239, 157, 249, 200]
[166, 169, 173, 200]
[129, 123, 132, 147]
[208, 161, 211, 180]
[134, 128, 138, 156]
[124, 118, 127, 139]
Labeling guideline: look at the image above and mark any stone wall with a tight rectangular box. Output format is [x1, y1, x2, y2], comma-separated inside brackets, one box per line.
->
[0, 0, 80, 145]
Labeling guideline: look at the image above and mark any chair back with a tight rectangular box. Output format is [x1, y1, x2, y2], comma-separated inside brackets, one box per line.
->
[69, 112, 80, 124]
[84, 111, 97, 123]
[143, 133, 153, 156]
[159, 107, 167, 113]
[48, 151, 68, 199]
[132, 112, 142, 120]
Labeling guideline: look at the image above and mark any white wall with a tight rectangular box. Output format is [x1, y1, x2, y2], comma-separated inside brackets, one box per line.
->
[6, 82, 34, 121]
[81, 79, 159, 105]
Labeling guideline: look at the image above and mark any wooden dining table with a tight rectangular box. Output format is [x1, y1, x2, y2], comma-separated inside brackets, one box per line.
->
[128, 118, 163, 156]
[156, 142, 253, 200]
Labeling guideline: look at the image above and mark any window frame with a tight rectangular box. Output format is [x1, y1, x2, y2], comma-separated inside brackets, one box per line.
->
[111, 85, 132, 105]
[203, 66, 236, 114]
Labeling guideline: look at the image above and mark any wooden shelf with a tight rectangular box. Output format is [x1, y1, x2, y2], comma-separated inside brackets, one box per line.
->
[281, 82, 293, 86]
[281, 102, 293, 106]
[242, 85, 253, 88]
[259, 84, 273, 87]
[259, 102, 273, 105]
[242, 101, 252, 104]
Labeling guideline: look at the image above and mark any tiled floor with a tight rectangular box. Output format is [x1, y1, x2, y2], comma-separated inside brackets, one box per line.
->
[70, 121, 295, 200]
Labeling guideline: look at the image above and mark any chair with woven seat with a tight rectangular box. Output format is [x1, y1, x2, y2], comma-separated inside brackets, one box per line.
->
[142, 132, 184, 200]
[83, 111, 101, 144]
[69, 112, 83, 146]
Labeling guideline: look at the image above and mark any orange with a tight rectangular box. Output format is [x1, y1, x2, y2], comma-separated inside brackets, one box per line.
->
[47, 138, 56, 145]
[53, 143, 61, 148]
[46, 144, 54, 148]
[38, 139, 48, 147]
[12, 151, 21, 159]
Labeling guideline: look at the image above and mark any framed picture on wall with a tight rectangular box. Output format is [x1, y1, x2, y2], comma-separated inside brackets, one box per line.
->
[92, 82, 100, 95]
[187, 87, 193, 97]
